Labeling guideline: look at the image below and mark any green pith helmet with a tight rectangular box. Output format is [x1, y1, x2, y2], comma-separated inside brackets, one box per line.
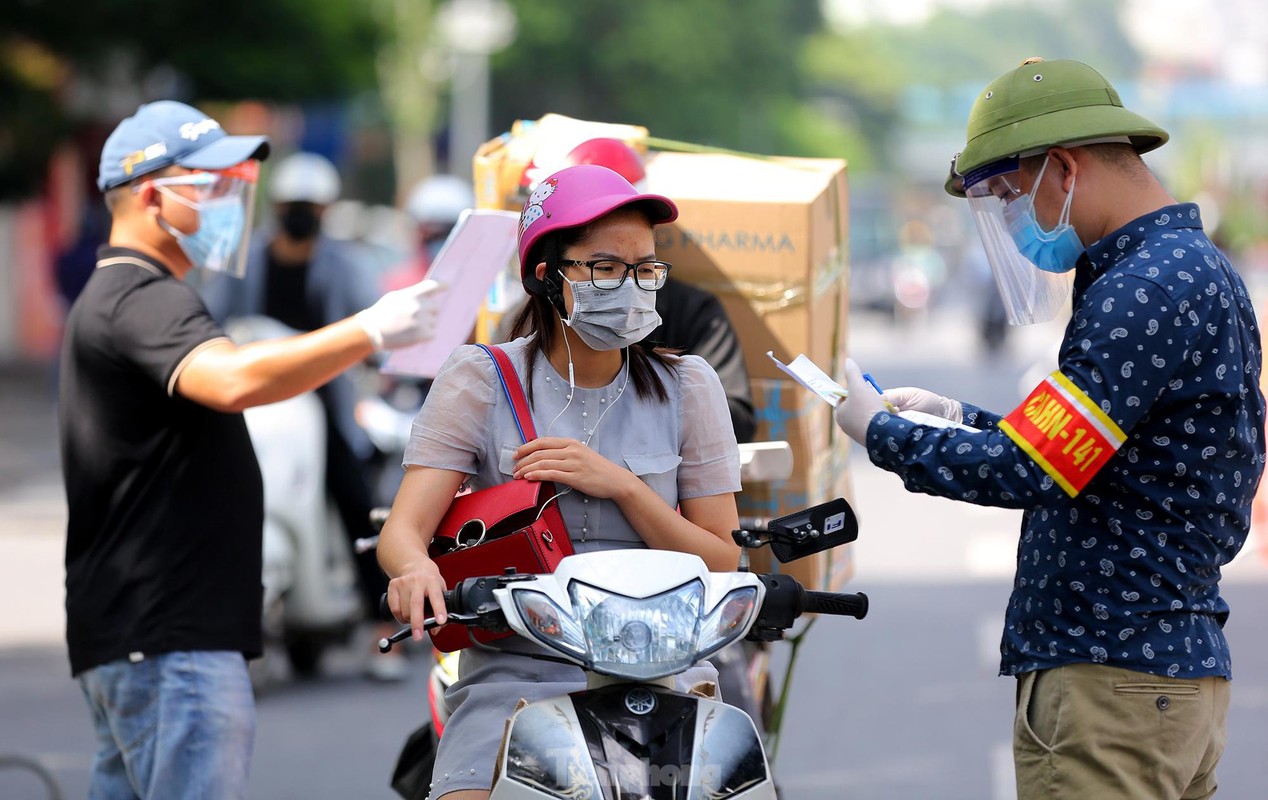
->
[945, 57, 1169, 196]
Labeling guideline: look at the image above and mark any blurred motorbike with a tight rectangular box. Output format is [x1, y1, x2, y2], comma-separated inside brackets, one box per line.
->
[226, 316, 364, 683]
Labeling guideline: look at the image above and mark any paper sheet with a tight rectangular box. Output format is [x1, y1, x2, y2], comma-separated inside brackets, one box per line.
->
[382, 209, 521, 378]
[767, 351, 848, 406]
[767, 351, 980, 432]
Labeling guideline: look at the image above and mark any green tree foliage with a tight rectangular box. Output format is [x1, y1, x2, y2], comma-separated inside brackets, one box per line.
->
[489, 0, 826, 156]
[2, 0, 383, 199]
[804, 0, 1142, 171]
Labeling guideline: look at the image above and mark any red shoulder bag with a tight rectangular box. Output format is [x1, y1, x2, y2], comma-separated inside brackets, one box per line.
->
[426, 343, 574, 652]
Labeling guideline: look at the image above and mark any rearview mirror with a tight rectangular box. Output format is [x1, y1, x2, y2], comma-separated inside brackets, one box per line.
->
[766, 498, 858, 563]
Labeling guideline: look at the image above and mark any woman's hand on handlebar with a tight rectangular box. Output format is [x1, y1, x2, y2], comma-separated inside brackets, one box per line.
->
[386, 557, 448, 640]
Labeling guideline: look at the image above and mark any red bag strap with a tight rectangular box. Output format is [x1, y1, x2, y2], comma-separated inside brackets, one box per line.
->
[475, 343, 537, 443]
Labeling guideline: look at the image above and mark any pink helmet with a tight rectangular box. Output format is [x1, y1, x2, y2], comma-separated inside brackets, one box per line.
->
[517, 164, 678, 282]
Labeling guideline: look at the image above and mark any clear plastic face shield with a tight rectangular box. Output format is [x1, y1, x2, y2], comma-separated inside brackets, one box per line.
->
[142, 161, 261, 278]
[955, 156, 1074, 325]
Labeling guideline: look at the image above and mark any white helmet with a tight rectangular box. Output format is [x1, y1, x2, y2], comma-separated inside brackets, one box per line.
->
[405, 174, 474, 225]
[269, 152, 341, 205]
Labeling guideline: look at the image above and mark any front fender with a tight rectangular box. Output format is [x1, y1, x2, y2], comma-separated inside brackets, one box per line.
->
[490, 685, 773, 799]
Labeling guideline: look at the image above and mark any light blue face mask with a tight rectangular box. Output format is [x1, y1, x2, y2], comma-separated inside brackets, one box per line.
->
[1003, 155, 1082, 274]
[157, 194, 247, 274]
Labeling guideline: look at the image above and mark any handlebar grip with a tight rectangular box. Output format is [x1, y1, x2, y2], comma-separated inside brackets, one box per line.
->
[377, 589, 460, 623]
[801, 590, 868, 620]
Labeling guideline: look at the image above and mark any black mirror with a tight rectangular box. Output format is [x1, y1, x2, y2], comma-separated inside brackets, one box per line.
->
[766, 498, 858, 563]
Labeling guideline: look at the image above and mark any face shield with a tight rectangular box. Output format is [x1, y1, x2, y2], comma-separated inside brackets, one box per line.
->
[957, 157, 1074, 325]
[145, 161, 261, 277]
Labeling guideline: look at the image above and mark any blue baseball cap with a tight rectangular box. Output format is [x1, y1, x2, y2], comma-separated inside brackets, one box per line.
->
[97, 100, 271, 192]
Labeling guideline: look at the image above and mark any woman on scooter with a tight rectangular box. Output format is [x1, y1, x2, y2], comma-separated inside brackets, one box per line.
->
[377, 163, 742, 799]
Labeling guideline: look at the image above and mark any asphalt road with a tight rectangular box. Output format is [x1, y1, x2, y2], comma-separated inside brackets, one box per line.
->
[2, 306, 1265, 799]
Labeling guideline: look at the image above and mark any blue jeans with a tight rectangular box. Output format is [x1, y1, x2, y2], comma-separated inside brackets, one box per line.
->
[78, 651, 255, 799]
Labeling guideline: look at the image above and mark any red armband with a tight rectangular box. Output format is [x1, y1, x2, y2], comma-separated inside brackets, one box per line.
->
[998, 371, 1126, 496]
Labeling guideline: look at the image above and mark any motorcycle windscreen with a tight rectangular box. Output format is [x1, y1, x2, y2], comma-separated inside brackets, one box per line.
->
[687, 702, 768, 799]
[501, 701, 604, 798]
[507, 685, 766, 799]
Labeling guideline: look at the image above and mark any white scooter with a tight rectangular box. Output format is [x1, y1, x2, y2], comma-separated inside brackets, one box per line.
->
[381, 497, 866, 799]
[225, 316, 364, 681]
[379, 442, 798, 798]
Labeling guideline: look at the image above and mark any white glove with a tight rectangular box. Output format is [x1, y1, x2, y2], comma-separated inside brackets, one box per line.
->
[355, 280, 444, 350]
[833, 358, 890, 443]
[883, 386, 963, 424]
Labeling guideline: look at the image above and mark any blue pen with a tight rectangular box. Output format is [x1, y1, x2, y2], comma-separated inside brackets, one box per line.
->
[862, 372, 900, 412]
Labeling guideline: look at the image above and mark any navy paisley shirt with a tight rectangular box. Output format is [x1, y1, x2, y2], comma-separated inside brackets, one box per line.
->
[865, 204, 1265, 679]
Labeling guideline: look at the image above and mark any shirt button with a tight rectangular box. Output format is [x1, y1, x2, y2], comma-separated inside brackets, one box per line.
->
[583, 498, 589, 504]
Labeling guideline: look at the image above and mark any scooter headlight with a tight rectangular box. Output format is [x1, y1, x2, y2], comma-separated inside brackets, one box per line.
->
[512, 577, 761, 680]
[570, 580, 704, 680]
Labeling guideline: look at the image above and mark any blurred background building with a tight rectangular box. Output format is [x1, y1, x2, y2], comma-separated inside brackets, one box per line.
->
[2, 0, 1267, 363]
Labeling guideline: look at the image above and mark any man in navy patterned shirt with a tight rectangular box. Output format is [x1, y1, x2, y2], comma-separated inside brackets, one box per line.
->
[834, 58, 1265, 799]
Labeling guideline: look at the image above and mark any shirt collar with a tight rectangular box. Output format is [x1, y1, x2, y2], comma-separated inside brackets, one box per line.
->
[96, 245, 174, 277]
[1082, 203, 1204, 279]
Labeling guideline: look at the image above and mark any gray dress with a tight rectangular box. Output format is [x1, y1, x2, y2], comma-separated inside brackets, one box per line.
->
[403, 337, 741, 796]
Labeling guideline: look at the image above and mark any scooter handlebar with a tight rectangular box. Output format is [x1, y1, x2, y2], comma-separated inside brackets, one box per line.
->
[746, 573, 870, 641]
[800, 590, 869, 620]
[375, 577, 510, 653]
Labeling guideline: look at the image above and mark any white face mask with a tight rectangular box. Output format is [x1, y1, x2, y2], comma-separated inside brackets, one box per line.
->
[562, 276, 662, 351]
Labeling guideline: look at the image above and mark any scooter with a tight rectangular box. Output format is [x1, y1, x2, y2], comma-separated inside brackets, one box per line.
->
[381, 497, 866, 799]
[225, 316, 364, 682]
[371, 443, 797, 797]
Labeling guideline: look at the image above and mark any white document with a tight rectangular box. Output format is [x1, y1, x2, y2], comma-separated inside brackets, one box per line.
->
[767, 351, 980, 432]
[894, 409, 980, 433]
[382, 209, 521, 378]
[767, 351, 848, 406]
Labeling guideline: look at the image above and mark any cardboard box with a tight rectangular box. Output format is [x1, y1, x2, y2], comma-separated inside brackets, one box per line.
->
[644, 152, 850, 382]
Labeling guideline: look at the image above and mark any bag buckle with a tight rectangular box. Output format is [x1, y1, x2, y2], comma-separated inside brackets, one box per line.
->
[454, 520, 488, 550]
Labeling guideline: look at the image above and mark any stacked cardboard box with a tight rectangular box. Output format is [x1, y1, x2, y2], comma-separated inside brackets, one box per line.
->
[645, 153, 854, 591]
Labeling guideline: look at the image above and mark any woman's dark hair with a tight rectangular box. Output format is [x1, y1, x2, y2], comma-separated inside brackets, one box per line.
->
[511, 205, 676, 405]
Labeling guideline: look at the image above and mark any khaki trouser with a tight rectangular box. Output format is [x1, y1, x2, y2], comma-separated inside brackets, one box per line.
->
[1014, 663, 1229, 800]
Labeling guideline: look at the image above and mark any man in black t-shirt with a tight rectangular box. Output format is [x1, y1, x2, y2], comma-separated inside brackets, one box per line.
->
[60, 100, 444, 799]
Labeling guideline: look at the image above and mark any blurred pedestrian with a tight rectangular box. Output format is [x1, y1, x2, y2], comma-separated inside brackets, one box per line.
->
[833, 58, 1264, 799]
[59, 100, 442, 798]
[198, 150, 407, 680]
[383, 173, 475, 292]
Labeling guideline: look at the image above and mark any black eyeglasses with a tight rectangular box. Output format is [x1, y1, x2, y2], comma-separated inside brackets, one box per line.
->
[562, 259, 672, 290]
